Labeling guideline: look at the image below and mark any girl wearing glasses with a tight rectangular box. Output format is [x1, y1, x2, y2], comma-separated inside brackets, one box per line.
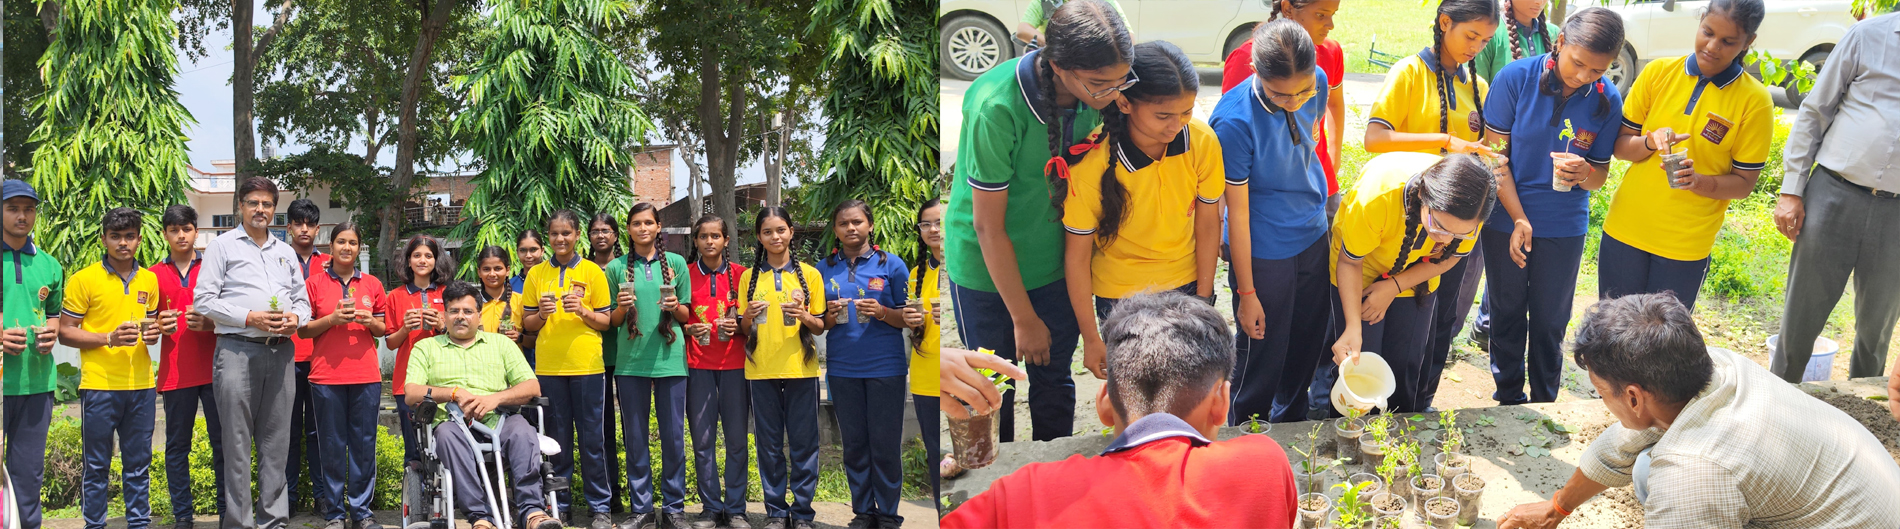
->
[1219, 0, 1345, 219]
[1473, 0, 1559, 82]
[1478, 7, 1625, 406]
[1330, 153, 1496, 414]
[909, 198, 945, 493]
[944, 0, 1132, 443]
[583, 213, 626, 515]
[1207, 20, 1332, 424]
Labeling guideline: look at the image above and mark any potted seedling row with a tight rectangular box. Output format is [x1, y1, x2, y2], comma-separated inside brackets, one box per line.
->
[1334, 408, 1366, 464]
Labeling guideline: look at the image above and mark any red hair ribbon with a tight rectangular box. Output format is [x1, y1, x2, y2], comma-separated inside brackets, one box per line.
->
[1043, 139, 1105, 196]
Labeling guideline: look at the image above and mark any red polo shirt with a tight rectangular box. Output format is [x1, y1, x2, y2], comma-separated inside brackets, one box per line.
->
[152, 254, 215, 392]
[942, 414, 1299, 529]
[385, 283, 443, 395]
[293, 251, 332, 362]
[687, 260, 748, 371]
[306, 267, 388, 385]
[1222, 38, 1345, 195]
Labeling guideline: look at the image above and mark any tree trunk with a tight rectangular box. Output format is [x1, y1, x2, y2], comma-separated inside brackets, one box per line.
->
[1551, 0, 1568, 25]
[769, 96, 797, 208]
[363, 104, 382, 165]
[377, 0, 458, 272]
[38, 1, 58, 34]
[684, 142, 705, 221]
[697, 44, 744, 231]
[232, 0, 255, 212]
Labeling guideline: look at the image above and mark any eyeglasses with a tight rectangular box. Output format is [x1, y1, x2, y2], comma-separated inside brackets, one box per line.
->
[242, 199, 276, 210]
[1085, 70, 1141, 99]
[1424, 210, 1478, 241]
[916, 220, 942, 231]
[1262, 85, 1318, 108]
[589, 229, 617, 236]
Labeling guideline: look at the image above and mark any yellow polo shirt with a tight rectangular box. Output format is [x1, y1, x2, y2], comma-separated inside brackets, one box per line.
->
[1331, 152, 1481, 297]
[737, 263, 825, 380]
[1061, 120, 1224, 298]
[480, 290, 525, 335]
[62, 262, 160, 391]
[521, 255, 612, 376]
[1369, 51, 1490, 153]
[909, 262, 941, 396]
[1605, 55, 1775, 261]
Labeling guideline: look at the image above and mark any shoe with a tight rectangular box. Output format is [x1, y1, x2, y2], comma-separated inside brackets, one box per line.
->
[593, 512, 617, 529]
[619, 512, 655, 529]
[324, 519, 346, 529]
[526, 511, 564, 529]
[793, 520, 815, 529]
[174, 521, 194, 529]
[1469, 328, 1489, 352]
[660, 513, 691, 529]
[876, 516, 902, 529]
[760, 518, 788, 529]
[473, 520, 499, 529]
[846, 515, 877, 529]
[357, 518, 383, 529]
[726, 513, 752, 529]
[691, 511, 719, 529]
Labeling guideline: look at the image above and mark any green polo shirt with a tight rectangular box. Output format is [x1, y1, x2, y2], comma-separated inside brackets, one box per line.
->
[2, 239, 65, 396]
[407, 331, 536, 428]
[1473, 18, 1562, 82]
[605, 251, 690, 378]
[946, 52, 1102, 293]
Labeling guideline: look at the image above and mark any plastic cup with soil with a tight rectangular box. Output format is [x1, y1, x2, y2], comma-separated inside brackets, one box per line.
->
[1410, 473, 1445, 505]
[1367, 491, 1406, 518]
[1295, 493, 1331, 529]
[784, 291, 805, 326]
[1550, 152, 1584, 192]
[1423, 496, 1460, 529]
[946, 404, 998, 470]
[1452, 472, 1487, 526]
[1291, 465, 1326, 496]
[138, 318, 159, 345]
[1434, 452, 1468, 480]
[1358, 436, 1387, 470]
[1334, 417, 1365, 462]
[834, 297, 853, 325]
[1348, 472, 1384, 496]
[658, 283, 676, 303]
[717, 306, 735, 342]
[541, 292, 559, 313]
[1661, 151, 1692, 190]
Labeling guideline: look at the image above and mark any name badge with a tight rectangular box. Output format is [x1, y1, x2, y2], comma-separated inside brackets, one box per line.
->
[1701, 112, 1733, 145]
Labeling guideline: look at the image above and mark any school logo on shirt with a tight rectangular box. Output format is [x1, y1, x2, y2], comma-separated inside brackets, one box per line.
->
[137, 291, 149, 305]
[569, 282, 586, 298]
[37, 286, 49, 301]
[1701, 112, 1733, 145]
[1571, 130, 1598, 151]
[1466, 111, 1482, 133]
[868, 278, 886, 292]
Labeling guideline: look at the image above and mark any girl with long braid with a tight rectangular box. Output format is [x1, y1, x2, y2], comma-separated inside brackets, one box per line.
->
[519, 210, 615, 523]
[474, 246, 522, 340]
[736, 207, 825, 529]
[1479, 7, 1625, 405]
[907, 199, 945, 497]
[816, 200, 913, 529]
[1209, 21, 1334, 424]
[1062, 40, 1219, 381]
[682, 214, 750, 528]
[1474, 0, 1559, 82]
[603, 202, 692, 527]
[945, 0, 1131, 443]
[583, 213, 625, 514]
[1364, 0, 1498, 156]
[1331, 153, 1498, 415]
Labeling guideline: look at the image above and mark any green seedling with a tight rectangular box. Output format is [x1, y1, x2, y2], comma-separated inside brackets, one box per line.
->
[1367, 414, 1391, 445]
[828, 278, 843, 296]
[1539, 418, 1573, 436]
[1558, 118, 1578, 153]
[972, 348, 1016, 394]
[1242, 413, 1269, 434]
[1518, 433, 1553, 458]
[268, 296, 281, 312]
[1331, 481, 1378, 528]
[1476, 415, 1497, 427]
[1294, 423, 1348, 477]
[1870, 395, 1890, 402]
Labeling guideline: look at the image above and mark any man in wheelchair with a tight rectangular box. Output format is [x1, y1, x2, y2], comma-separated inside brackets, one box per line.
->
[405, 282, 563, 529]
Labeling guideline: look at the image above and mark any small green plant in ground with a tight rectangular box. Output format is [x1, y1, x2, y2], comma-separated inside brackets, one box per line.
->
[1475, 415, 1496, 427]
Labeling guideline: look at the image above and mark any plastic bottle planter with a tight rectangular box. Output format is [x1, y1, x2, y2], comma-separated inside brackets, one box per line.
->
[1348, 473, 1384, 496]
[1434, 452, 1469, 480]
[1452, 473, 1488, 526]
[1410, 473, 1445, 506]
[1423, 496, 1461, 529]
[1294, 493, 1330, 529]
[1358, 436, 1387, 471]
[945, 405, 999, 470]
[1367, 491, 1406, 518]
[1334, 418, 1365, 464]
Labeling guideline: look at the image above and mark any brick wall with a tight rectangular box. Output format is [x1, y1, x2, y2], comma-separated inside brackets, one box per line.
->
[630, 146, 674, 207]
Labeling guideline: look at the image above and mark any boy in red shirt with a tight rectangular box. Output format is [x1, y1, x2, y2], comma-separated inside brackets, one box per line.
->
[942, 291, 1299, 529]
[285, 198, 331, 515]
[152, 205, 224, 528]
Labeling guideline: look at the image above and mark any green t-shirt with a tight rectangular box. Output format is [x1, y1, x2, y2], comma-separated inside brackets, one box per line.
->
[3, 242, 65, 396]
[593, 257, 618, 367]
[1022, 0, 1126, 31]
[406, 332, 536, 428]
[1473, 18, 1561, 82]
[946, 54, 1102, 293]
[605, 251, 690, 378]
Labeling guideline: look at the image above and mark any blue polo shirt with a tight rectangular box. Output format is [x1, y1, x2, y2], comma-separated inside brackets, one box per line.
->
[815, 250, 911, 379]
[1210, 72, 1332, 259]
[1481, 54, 1623, 238]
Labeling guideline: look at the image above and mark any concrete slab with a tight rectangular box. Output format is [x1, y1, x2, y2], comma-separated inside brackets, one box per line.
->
[45, 500, 938, 529]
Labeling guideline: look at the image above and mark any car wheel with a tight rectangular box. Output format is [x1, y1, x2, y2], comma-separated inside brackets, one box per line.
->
[1607, 45, 1637, 94]
[1224, 25, 1254, 60]
[1783, 50, 1828, 109]
[942, 15, 1011, 81]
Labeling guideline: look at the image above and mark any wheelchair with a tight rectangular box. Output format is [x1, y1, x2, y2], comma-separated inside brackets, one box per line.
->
[402, 397, 566, 529]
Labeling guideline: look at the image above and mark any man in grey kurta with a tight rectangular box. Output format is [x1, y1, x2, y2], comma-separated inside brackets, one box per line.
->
[1769, 12, 1900, 383]
[193, 177, 313, 529]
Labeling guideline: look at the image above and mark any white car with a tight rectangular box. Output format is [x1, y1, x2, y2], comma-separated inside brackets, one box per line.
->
[940, 0, 1273, 81]
[1569, 0, 1857, 106]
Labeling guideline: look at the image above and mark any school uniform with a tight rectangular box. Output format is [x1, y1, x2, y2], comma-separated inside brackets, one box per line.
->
[1, 237, 62, 529]
[909, 259, 943, 502]
[65, 261, 161, 529]
[1209, 74, 1336, 424]
[288, 252, 330, 515]
[1602, 56, 1774, 311]
[1329, 153, 1481, 414]
[1474, 17, 1560, 82]
[686, 259, 749, 519]
[946, 49, 1086, 442]
[384, 282, 442, 467]
[739, 262, 826, 522]
[1063, 119, 1223, 316]
[817, 250, 911, 525]
[508, 274, 537, 366]
[605, 250, 692, 517]
[1221, 38, 1347, 201]
[479, 286, 524, 335]
[304, 267, 387, 524]
[1481, 54, 1624, 405]
[590, 254, 626, 515]
[521, 254, 615, 515]
[151, 253, 224, 524]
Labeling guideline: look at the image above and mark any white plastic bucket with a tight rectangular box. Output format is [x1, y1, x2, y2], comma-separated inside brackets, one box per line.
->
[1767, 334, 1839, 382]
[1332, 352, 1396, 416]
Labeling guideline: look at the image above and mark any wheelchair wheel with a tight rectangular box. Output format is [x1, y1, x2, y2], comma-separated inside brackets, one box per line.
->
[402, 467, 430, 529]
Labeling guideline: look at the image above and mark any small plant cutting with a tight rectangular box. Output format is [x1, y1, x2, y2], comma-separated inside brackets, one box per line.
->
[1335, 406, 1367, 463]
[1361, 413, 1391, 469]
[945, 348, 1016, 470]
[1293, 423, 1346, 495]
[1553, 119, 1581, 192]
[268, 295, 281, 312]
[1240, 413, 1270, 434]
[694, 305, 714, 344]
[1331, 481, 1377, 529]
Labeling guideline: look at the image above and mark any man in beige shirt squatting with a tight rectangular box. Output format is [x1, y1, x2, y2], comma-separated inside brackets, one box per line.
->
[1500, 293, 1900, 528]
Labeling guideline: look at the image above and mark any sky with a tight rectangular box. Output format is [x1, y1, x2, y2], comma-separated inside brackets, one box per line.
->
[173, 10, 800, 203]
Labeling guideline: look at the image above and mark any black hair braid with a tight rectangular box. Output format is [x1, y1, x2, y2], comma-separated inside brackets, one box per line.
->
[1536, 13, 1552, 53]
[743, 242, 765, 361]
[1433, 23, 1452, 140]
[1509, 15, 1527, 60]
[658, 256, 678, 345]
[626, 251, 644, 341]
[1040, 58, 1074, 212]
[789, 263, 817, 363]
[1470, 62, 1487, 132]
[1095, 107, 1131, 246]
[1386, 177, 1430, 293]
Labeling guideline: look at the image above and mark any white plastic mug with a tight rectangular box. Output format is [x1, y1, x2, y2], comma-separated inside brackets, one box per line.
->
[1332, 352, 1397, 416]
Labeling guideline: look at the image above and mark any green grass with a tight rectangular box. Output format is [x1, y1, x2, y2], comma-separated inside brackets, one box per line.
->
[1332, 0, 1442, 74]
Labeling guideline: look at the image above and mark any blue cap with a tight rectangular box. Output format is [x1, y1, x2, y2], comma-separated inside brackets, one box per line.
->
[0, 181, 37, 204]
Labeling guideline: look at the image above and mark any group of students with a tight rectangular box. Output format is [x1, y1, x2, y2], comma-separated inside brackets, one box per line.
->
[0, 175, 946, 529]
[946, 0, 1776, 451]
